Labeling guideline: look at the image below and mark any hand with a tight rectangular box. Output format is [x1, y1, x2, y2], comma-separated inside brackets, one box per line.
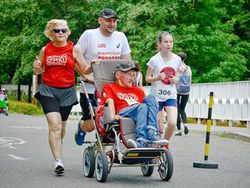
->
[34, 56, 44, 74]
[84, 75, 94, 84]
[91, 59, 101, 65]
[169, 76, 178, 84]
[156, 72, 166, 81]
[34, 56, 41, 68]
[114, 114, 122, 120]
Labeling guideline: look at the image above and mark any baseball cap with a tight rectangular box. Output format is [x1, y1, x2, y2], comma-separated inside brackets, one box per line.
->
[100, 8, 119, 20]
[113, 62, 138, 73]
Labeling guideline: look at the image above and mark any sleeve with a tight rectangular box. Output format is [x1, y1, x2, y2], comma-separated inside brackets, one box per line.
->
[102, 84, 114, 104]
[76, 30, 88, 55]
[121, 32, 131, 56]
[147, 57, 155, 69]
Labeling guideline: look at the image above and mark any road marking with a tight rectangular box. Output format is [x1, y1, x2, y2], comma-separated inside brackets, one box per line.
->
[9, 126, 46, 130]
[0, 137, 26, 148]
[7, 154, 31, 160]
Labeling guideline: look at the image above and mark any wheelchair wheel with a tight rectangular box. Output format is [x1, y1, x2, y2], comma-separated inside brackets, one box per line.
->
[95, 150, 108, 182]
[158, 149, 173, 181]
[83, 147, 95, 177]
[141, 160, 154, 176]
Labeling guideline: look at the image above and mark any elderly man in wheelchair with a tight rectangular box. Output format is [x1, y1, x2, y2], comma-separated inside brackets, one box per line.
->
[102, 62, 168, 148]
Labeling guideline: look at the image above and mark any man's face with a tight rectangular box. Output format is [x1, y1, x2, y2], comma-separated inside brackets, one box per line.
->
[116, 70, 136, 88]
[98, 17, 117, 36]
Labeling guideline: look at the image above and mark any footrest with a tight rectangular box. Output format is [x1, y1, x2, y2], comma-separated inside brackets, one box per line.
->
[121, 148, 165, 164]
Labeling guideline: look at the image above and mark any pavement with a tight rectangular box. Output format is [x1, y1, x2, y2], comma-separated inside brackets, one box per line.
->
[186, 123, 250, 143]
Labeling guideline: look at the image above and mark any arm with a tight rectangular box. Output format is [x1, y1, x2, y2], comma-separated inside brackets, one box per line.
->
[106, 98, 121, 121]
[73, 45, 92, 76]
[145, 66, 165, 83]
[33, 47, 45, 75]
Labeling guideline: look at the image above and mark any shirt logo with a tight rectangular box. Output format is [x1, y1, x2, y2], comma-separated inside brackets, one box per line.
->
[46, 54, 67, 66]
[116, 43, 120, 48]
[98, 43, 106, 48]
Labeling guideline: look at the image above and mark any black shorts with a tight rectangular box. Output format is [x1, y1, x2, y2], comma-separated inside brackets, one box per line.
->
[38, 95, 73, 121]
[80, 93, 98, 121]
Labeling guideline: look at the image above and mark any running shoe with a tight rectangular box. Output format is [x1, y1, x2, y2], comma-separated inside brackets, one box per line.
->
[75, 120, 86, 145]
[54, 160, 64, 175]
[184, 125, 189, 135]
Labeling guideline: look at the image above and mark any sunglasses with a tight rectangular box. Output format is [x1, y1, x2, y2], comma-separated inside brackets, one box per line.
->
[53, 28, 68, 33]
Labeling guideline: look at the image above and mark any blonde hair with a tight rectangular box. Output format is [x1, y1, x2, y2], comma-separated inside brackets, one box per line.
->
[44, 19, 70, 40]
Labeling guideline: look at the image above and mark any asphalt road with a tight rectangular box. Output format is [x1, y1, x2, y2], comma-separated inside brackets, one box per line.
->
[0, 114, 250, 188]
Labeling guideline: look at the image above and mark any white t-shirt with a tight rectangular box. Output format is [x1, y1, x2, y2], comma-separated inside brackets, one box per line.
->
[147, 52, 182, 102]
[77, 28, 131, 93]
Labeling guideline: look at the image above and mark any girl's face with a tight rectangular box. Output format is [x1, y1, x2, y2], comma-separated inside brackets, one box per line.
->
[158, 34, 173, 53]
[51, 23, 70, 42]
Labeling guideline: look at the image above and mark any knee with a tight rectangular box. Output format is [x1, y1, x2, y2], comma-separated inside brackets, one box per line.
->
[49, 120, 62, 133]
[143, 95, 156, 103]
[83, 120, 95, 132]
[138, 103, 148, 113]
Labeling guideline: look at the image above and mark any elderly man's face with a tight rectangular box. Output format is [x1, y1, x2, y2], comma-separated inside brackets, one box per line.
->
[116, 70, 136, 88]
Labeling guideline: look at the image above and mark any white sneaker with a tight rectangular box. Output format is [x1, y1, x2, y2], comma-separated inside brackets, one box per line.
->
[54, 160, 64, 175]
[151, 139, 169, 146]
[127, 139, 138, 148]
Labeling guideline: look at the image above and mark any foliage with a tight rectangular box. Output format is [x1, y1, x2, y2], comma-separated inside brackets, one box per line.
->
[0, 0, 249, 85]
[9, 100, 43, 115]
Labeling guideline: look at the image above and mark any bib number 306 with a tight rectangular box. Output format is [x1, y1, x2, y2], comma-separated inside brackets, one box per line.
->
[158, 89, 171, 96]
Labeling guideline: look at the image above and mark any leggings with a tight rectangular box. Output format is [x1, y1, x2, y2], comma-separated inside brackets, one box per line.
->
[176, 94, 189, 130]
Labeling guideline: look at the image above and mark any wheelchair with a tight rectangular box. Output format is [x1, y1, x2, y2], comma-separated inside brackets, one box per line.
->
[81, 60, 173, 182]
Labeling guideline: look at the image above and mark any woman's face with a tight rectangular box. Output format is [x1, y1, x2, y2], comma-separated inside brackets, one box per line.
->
[51, 23, 70, 42]
[158, 34, 173, 53]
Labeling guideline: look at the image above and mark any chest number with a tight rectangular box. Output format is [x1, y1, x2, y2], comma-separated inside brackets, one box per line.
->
[158, 89, 171, 96]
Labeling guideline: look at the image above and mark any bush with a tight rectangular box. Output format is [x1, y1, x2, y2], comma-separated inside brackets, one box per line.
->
[8, 100, 43, 115]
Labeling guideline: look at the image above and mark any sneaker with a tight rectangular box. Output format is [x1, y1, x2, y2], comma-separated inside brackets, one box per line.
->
[184, 125, 189, 135]
[175, 131, 182, 136]
[75, 120, 86, 145]
[148, 126, 168, 146]
[127, 139, 138, 148]
[54, 160, 64, 175]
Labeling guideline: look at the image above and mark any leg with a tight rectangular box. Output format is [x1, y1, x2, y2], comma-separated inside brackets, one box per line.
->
[79, 93, 96, 132]
[176, 94, 181, 131]
[75, 93, 97, 145]
[157, 110, 165, 133]
[179, 94, 189, 124]
[45, 112, 63, 161]
[119, 104, 148, 139]
[60, 105, 73, 140]
[164, 107, 177, 140]
[179, 94, 189, 134]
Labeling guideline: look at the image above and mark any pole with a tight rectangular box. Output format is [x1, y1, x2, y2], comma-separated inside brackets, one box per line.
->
[193, 92, 218, 169]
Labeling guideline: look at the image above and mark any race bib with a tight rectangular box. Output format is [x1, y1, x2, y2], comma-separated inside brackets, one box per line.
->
[154, 84, 173, 101]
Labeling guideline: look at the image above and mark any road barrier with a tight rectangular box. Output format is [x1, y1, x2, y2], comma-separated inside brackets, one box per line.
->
[193, 92, 218, 169]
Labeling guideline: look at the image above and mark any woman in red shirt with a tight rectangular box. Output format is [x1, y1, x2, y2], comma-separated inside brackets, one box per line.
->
[33, 19, 91, 175]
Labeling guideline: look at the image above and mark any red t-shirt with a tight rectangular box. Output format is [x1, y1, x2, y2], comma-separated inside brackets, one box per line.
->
[102, 83, 146, 114]
[42, 41, 75, 88]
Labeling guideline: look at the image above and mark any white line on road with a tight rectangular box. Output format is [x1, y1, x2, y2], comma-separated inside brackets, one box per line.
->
[7, 154, 31, 160]
[9, 126, 46, 130]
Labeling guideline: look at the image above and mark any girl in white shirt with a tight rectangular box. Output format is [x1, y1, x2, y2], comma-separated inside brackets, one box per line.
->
[146, 31, 182, 143]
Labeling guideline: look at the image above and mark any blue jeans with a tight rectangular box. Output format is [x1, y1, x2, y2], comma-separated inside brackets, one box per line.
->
[118, 95, 159, 140]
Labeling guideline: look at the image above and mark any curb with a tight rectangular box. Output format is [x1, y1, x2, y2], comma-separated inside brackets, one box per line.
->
[189, 129, 250, 143]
